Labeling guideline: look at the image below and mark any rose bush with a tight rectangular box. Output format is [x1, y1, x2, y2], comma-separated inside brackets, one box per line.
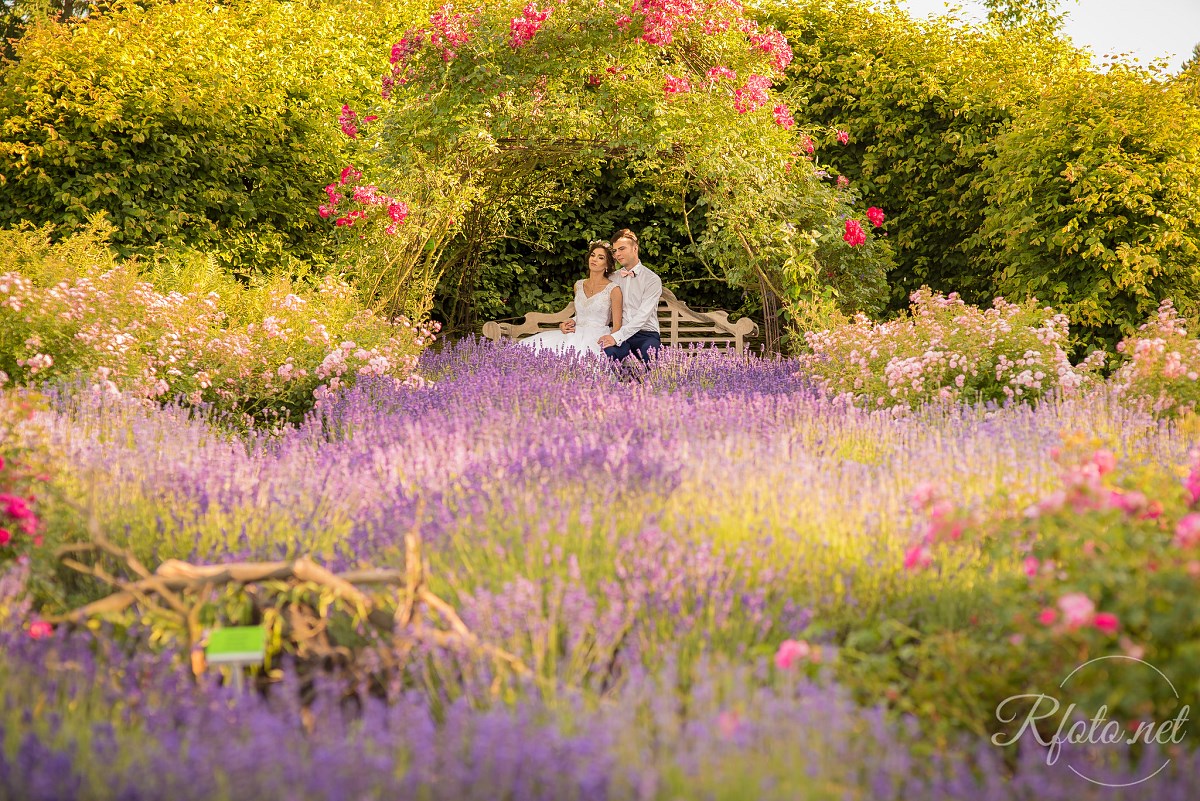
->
[0, 222, 435, 426]
[347, 0, 890, 347]
[796, 287, 1104, 409]
[1109, 299, 1200, 418]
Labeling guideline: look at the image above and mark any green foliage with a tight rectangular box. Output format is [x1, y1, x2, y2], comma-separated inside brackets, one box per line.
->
[0, 220, 434, 426]
[981, 0, 1071, 28]
[1110, 300, 1200, 417]
[0, 0, 410, 275]
[774, 0, 1087, 310]
[358, 0, 890, 342]
[796, 288, 1103, 409]
[441, 162, 752, 327]
[819, 442, 1200, 742]
[770, 0, 1200, 356]
[971, 67, 1200, 352]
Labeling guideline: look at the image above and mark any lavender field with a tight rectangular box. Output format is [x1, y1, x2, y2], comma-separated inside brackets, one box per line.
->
[2, 339, 1198, 800]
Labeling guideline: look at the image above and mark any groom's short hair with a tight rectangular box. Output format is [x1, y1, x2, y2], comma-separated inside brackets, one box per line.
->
[612, 228, 638, 246]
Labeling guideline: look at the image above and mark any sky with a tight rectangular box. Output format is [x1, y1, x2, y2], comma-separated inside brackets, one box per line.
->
[895, 0, 1200, 73]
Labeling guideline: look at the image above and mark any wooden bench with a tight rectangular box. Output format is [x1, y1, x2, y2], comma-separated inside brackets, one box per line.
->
[481, 288, 759, 351]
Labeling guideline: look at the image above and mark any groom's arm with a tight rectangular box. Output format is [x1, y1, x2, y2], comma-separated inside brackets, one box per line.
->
[610, 273, 662, 345]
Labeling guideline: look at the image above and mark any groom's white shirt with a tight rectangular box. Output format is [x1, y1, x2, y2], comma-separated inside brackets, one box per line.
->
[610, 261, 662, 346]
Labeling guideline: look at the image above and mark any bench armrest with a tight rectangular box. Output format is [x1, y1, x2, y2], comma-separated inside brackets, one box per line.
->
[483, 302, 577, 340]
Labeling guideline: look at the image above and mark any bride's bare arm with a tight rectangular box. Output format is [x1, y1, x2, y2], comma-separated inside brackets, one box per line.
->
[610, 286, 623, 332]
[560, 281, 580, 333]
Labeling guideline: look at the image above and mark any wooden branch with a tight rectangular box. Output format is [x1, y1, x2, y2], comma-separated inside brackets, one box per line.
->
[51, 508, 533, 679]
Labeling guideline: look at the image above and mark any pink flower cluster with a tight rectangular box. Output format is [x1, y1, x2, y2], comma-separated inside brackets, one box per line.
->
[383, 30, 426, 98]
[706, 65, 736, 83]
[1111, 300, 1200, 417]
[0, 491, 38, 547]
[429, 3, 475, 60]
[746, 25, 793, 73]
[733, 74, 771, 114]
[797, 289, 1100, 409]
[0, 265, 436, 422]
[631, 0, 702, 46]
[772, 104, 794, 130]
[867, 207, 885, 228]
[381, 5, 477, 97]
[510, 2, 553, 49]
[836, 129, 849, 145]
[0, 409, 46, 556]
[842, 218, 866, 247]
[663, 74, 692, 96]
[1027, 449, 1162, 521]
[320, 167, 409, 234]
[773, 638, 820, 669]
[338, 105, 376, 139]
[902, 482, 967, 570]
[1175, 513, 1200, 548]
[1038, 593, 1119, 636]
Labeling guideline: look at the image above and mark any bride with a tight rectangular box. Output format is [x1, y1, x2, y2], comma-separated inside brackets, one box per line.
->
[519, 240, 622, 356]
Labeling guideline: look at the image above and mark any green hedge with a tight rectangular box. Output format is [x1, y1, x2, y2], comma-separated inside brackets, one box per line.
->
[773, 0, 1087, 309]
[973, 67, 1200, 350]
[0, 0, 409, 276]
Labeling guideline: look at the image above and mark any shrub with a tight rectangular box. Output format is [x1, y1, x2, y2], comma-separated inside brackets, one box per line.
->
[0, 223, 436, 425]
[355, 0, 890, 342]
[772, 0, 1086, 309]
[0, 0, 411, 275]
[0, 392, 46, 566]
[972, 66, 1200, 352]
[796, 287, 1103, 409]
[875, 442, 1200, 743]
[1109, 299, 1200, 417]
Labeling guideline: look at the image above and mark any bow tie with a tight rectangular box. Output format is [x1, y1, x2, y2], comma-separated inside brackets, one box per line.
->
[618, 268, 637, 278]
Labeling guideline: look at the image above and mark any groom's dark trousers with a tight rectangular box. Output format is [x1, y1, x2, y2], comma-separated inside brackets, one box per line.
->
[603, 330, 662, 364]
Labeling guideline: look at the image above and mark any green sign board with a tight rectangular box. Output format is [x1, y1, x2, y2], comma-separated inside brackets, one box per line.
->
[205, 625, 266, 666]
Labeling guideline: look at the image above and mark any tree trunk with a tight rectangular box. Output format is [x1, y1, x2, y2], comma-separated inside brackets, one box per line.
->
[758, 274, 781, 354]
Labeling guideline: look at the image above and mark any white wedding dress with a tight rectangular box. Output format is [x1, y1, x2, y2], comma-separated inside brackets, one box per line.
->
[519, 280, 617, 356]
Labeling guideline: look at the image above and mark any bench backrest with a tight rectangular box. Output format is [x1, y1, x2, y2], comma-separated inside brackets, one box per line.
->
[481, 288, 759, 351]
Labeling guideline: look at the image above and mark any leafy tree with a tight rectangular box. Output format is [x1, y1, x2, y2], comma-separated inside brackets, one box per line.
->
[1181, 42, 1200, 78]
[339, 0, 890, 349]
[971, 66, 1200, 351]
[773, 0, 1086, 310]
[981, 0, 1071, 28]
[0, 0, 411, 275]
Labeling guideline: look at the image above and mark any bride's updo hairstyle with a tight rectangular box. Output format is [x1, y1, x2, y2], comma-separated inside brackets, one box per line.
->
[587, 240, 616, 276]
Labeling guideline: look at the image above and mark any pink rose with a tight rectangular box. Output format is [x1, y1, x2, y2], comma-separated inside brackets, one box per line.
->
[1092, 612, 1119, 636]
[1023, 556, 1040, 577]
[27, 620, 53, 640]
[774, 639, 812, 669]
[1185, 468, 1200, 504]
[843, 218, 866, 247]
[1092, 449, 1116, 475]
[1175, 513, 1200, 548]
[867, 207, 885, 227]
[903, 543, 932, 570]
[836, 129, 849, 144]
[1037, 608, 1058, 626]
[1057, 592, 1096, 629]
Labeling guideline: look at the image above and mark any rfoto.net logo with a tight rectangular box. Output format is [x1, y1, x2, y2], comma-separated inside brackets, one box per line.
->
[992, 655, 1189, 787]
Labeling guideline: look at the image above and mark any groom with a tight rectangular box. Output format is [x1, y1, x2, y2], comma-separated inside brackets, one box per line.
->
[598, 228, 662, 363]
